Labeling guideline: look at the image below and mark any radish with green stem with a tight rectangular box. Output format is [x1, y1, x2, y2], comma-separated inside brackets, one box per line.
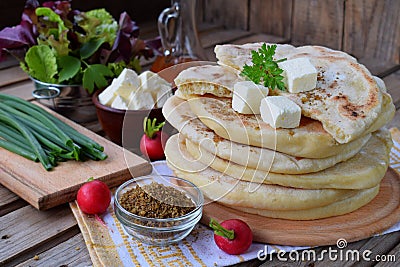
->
[140, 117, 168, 161]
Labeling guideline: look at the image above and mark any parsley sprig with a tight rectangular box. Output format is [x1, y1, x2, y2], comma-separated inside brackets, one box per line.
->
[240, 44, 287, 91]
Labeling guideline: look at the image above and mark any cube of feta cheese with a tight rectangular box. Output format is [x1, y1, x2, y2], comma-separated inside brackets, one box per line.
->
[113, 68, 141, 100]
[260, 96, 301, 128]
[116, 68, 141, 88]
[139, 70, 170, 91]
[110, 95, 128, 110]
[98, 78, 118, 105]
[278, 58, 317, 93]
[232, 81, 269, 114]
[127, 90, 155, 110]
[98, 69, 140, 106]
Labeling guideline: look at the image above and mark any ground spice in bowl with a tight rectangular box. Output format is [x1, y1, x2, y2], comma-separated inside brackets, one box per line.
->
[114, 176, 203, 245]
[119, 182, 195, 219]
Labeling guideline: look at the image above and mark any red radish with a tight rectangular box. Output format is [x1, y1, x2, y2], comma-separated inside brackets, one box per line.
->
[210, 218, 253, 255]
[140, 117, 168, 161]
[77, 179, 111, 215]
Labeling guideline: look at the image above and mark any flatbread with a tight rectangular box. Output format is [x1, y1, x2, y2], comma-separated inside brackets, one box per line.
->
[228, 185, 379, 220]
[165, 134, 361, 211]
[185, 92, 393, 158]
[214, 43, 384, 144]
[174, 64, 239, 98]
[184, 129, 392, 189]
[163, 95, 371, 174]
[176, 44, 385, 144]
[214, 43, 357, 71]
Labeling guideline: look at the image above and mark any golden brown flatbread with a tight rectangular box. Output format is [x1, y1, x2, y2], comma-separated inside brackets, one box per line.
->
[163, 95, 371, 174]
[214, 43, 384, 144]
[165, 134, 363, 211]
[184, 130, 392, 189]
[228, 185, 379, 220]
[184, 93, 393, 158]
[175, 44, 386, 144]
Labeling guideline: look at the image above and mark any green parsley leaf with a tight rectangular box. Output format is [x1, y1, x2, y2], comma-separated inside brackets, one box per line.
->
[57, 55, 81, 82]
[240, 44, 287, 91]
[83, 64, 113, 93]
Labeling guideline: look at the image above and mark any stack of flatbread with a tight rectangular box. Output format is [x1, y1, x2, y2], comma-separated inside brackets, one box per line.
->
[162, 43, 395, 220]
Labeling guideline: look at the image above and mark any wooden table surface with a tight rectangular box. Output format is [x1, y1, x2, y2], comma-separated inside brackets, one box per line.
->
[0, 26, 399, 267]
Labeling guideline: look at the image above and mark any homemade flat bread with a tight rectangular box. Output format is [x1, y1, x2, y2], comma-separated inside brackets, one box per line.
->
[184, 129, 392, 189]
[162, 42, 394, 221]
[175, 44, 385, 144]
[214, 43, 357, 71]
[174, 64, 238, 98]
[165, 134, 360, 211]
[185, 93, 393, 158]
[214, 43, 384, 144]
[228, 185, 379, 220]
[163, 95, 371, 174]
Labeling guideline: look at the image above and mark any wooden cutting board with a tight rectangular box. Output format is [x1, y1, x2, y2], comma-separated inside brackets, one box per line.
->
[201, 168, 400, 247]
[0, 106, 152, 210]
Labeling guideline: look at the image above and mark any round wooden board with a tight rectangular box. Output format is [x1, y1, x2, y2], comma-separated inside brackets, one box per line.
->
[201, 168, 400, 247]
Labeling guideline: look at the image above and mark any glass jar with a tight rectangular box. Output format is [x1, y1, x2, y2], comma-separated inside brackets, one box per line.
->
[151, 0, 206, 72]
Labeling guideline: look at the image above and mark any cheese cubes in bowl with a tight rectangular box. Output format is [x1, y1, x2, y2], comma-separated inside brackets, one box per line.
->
[93, 69, 171, 146]
[98, 69, 172, 110]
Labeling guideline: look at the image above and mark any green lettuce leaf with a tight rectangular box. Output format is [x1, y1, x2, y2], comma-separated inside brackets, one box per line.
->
[35, 7, 70, 57]
[83, 64, 113, 93]
[24, 45, 57, 83]
[78, 9, 117, 46]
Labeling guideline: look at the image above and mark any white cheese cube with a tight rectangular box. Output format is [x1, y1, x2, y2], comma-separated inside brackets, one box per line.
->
[278, 58, 317, 93]
[110, 95, 128, 110]
[127, 90, 155, 110]
[232, 81, 269, 114]
[98, 78, 118, 105]
[99, 68, 140, 106]
[115, 68, 141, 88]
[260, 96, 301, 128]
[155, 84, 173, 108]
[114, 83, 136, 101]
[114, 69, 141, 100]
[139, 70, 170, 92]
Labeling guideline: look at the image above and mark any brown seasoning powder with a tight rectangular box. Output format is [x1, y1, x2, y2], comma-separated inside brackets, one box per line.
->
[119, 182, 195, 219]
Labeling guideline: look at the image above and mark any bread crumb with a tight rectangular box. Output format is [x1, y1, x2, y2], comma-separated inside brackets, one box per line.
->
[33, 255, 40, 261]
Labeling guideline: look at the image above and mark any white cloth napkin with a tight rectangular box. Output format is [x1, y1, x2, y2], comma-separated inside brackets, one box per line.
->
[100, 138, 400, 266]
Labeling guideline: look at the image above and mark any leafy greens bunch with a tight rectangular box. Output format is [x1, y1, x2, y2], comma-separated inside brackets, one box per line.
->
[0, 0, 160, 93]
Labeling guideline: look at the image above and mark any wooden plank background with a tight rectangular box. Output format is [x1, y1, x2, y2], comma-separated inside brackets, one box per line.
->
[200, 0, 400, 67]
[343, 0, 400, 64]
[249, 0, 292, 39]
[203, 0, 249, 30]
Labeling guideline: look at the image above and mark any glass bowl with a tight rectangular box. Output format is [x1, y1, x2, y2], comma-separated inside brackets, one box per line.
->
[114, 175, 204, 246]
